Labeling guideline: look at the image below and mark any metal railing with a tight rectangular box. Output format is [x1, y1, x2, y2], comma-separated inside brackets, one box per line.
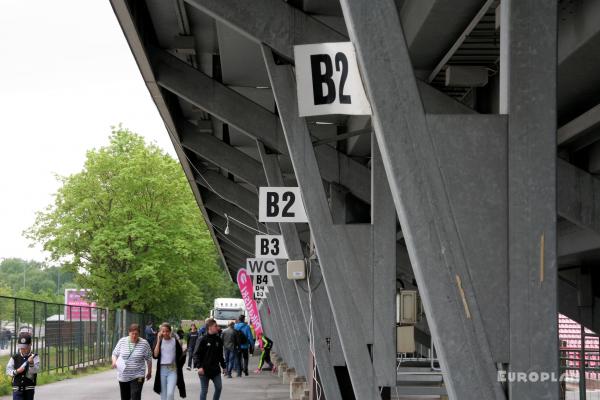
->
[0, 295, 155, 374]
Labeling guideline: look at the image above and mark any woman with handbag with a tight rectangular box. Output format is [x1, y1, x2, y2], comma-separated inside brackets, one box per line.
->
[153, 323, 186, 400]
[111, 324, 153, 400]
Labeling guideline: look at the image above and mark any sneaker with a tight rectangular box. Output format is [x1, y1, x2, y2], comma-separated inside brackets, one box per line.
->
[227, 375, 232, 379]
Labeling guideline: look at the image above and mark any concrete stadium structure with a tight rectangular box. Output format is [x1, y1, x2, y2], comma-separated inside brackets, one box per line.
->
[111, 0, 600, 398]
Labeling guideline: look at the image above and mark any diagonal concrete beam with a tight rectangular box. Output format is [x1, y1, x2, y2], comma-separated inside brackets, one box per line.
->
[195, 170, 258, 217]
[215, 232, 254, 257]
[257, 142, 343, 400]
[201, 190, 270, 235]
[181, 122, 267, 188]
[154, 50, 371, 204]
[183, 0, 473, 114]
[558, 159, 600, 235]
[262, 46, 378, 400]
[339, 0, 506, 398]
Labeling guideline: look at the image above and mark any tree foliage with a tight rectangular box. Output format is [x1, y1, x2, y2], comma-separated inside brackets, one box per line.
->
[0, 258, 75, 303]
[26, 127, 236, 319]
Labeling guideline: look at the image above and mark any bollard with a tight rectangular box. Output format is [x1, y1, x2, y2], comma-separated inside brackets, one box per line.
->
[278, 363, 288, 378]
[283, 367, 296, 384]
[290, 376, 307, 400]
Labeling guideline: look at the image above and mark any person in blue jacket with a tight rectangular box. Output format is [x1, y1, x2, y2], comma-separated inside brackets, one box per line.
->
[233, 315, 254, 377]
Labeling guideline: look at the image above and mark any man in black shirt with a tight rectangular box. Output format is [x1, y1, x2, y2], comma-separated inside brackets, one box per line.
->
[193, 319, 226, 400]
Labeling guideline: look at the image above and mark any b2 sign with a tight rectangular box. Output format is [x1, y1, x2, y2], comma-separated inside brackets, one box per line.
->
[294, 42, 372, 117]
[259, 187, 308, 223]
[255, 235, 288, 259]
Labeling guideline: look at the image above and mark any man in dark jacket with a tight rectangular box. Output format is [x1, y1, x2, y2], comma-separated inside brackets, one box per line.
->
[220, 322, 237, 378]
[193, 319, 226, 400]
[186, 324, 199, 370]
[233, 315, 254, 377]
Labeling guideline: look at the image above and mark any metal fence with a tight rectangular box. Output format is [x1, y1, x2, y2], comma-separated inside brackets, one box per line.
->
[0, 295, 154, 374]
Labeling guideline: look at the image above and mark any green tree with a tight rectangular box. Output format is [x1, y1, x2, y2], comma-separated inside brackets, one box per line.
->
[0, 258, 75, 302]
[26, 127, 236, 319]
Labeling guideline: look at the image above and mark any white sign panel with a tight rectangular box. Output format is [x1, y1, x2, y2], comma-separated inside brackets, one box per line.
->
[254, 289, 268, 299]
[246, 258, 279, 276]
[259, 187, 308, 223]
[255, 235, 288, 259]
[253, 274, 274, 287]
[294, 42, 372, 117]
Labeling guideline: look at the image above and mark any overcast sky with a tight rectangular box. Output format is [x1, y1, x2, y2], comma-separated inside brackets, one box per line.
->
[0, 0, 175, 261]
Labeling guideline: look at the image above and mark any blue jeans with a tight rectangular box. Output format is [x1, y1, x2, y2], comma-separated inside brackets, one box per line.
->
[199, 374, 222, 400]
[13, 390, 35, 400]
[224, 349, 236, 376]
[159, 366, 177, 400]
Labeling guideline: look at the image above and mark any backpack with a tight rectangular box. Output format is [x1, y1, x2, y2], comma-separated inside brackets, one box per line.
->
[236, 327, 248, 346]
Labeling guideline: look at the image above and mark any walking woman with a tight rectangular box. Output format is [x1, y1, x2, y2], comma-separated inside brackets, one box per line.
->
[112, 324, 153, 400]
[153, 323, 186, 400]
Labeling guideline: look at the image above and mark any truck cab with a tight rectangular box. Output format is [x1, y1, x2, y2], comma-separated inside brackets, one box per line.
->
[210, 298, 246, 329]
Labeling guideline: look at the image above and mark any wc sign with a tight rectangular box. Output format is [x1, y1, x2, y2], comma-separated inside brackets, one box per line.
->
[246, 258, 279, 276]
[294, 42, 372, 117]
[255, 235, 288, 259]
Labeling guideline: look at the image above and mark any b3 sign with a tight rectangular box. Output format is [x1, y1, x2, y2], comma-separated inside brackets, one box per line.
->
[259, 187, 308, 223]
[294, 42, 372, 117]
[255, 235, 288, 259]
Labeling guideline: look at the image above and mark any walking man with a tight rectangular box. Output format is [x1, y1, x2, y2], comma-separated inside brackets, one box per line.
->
[255, 334, 275, 373]
[186, 324, 199, 370]
[193, 319, 226, 400]
[221, 321, 237, 378]
[234, 315, 254, 377]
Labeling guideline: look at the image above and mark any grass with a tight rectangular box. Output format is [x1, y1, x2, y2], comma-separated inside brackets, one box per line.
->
[0, 354, 111, 396]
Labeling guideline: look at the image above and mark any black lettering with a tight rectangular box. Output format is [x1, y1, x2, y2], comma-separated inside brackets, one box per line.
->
[335, 52, 351, 104]
[264, 260, 276, 274]
[271, 238, 280, 256]
[247, 260, 262, 274]
[260, 238, 269, 255]
[266, 192, 279, 217]
[282, 192, 295, 218]
[310, 54, 336, 105]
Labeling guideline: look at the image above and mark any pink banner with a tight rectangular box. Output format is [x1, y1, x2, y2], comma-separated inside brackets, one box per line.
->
[65, 289, 97, 321]
[237, 269, 263, 346]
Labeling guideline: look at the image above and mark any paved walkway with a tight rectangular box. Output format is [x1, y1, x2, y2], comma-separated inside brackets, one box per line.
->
[1, 356, 289, 400]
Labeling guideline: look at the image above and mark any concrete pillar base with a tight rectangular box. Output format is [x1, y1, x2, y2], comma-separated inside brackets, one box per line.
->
[278, 363, 288, 378]
[283, 367, 296, 385]
[290, 376, 307, 400]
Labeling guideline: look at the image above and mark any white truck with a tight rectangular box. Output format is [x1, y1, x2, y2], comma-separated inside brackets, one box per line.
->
[210, 298, 246, 328]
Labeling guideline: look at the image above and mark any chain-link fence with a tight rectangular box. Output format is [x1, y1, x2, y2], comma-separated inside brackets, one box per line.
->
[0, 295, 155, 374]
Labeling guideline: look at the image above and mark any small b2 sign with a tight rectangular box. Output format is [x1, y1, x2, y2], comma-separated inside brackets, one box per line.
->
[259, 187, 308, 223]
[255, 235, 288, 259]
[294, 42, 372, 117]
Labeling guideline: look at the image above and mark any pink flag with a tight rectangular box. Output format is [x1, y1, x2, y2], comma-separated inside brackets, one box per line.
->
[237, 268, 263, 346]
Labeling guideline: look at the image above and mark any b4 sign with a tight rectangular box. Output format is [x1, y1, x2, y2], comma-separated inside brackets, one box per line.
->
[294, 42, 372, 117]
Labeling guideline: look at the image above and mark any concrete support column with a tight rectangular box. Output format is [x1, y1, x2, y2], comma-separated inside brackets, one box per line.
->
[257, 143, 344, 400]
[500, 0, 559, 398]
[262, 46, 378, 399]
